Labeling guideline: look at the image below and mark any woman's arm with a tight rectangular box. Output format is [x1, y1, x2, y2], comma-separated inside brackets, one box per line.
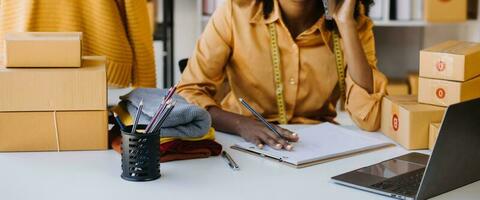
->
[178, 1, 298, 150]
[332, 0, 374, 94]
[208, 107, 298, 150]
[330, 0, 388, 131]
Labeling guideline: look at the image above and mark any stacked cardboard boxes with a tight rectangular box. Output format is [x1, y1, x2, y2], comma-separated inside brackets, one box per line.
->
[0, 32, 108, 152]
[381, 95, 445, 150]
[424, 0, 468, 23]
[382, 41, 480, 150]
[419, 41, 480, 107]
[419, 41, 480, 150]
[387, 79, 410, 96]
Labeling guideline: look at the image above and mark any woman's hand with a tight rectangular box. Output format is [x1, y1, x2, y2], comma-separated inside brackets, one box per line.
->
[328, 0, 374, 93]
[208, 106, 299, 151]
[330, 0, 356, 26]
[235, 116, 299, 151]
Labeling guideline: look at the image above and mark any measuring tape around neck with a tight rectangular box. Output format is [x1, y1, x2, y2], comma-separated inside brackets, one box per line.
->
[267, 24, 346, 124]
[268, 23, 288, 124]
[332, 31, 347, 106]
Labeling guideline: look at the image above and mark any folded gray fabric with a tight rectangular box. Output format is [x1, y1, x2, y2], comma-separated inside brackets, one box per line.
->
[119, 88, 212, 138]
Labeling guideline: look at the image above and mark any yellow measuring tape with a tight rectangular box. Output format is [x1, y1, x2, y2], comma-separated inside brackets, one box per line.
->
[268, 23, 288, 124]
[267, 23, 346, 124]
[332, 31, 347, 107]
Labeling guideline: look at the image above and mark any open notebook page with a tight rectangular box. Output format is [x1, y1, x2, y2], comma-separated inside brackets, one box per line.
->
[233, 123, 392, 166]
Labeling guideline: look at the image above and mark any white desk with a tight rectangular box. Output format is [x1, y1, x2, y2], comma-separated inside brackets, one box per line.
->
[1, 112, 479, 200]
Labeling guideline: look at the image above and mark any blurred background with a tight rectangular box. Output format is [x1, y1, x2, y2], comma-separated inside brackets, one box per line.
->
[149, 0, 479, 97]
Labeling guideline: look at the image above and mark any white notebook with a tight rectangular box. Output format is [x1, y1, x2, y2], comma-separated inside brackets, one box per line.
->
[232, 123, 392, 168]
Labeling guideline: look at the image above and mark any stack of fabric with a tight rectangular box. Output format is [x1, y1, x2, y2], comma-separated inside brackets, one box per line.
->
[111, 88, 222, 162]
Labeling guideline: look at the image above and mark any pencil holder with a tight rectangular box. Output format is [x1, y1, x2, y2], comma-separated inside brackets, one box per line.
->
[121, 125, 161, 182]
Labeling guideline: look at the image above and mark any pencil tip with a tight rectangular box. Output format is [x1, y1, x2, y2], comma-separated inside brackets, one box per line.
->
[239, 98, 244, 102]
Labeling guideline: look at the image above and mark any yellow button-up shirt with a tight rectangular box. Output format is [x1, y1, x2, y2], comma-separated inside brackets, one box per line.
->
[178, 0, 388, 131]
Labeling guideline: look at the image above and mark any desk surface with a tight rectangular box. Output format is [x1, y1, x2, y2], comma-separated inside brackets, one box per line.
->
[1, 112, 479, 200]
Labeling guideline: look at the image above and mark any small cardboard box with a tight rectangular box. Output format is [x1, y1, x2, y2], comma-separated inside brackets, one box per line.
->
[425, 0, 467, 22]
[0, 110, 108, 152]
[381, 95, 445, 150]
[419, 41, 480, 82]
[387, 80, 409, 95]
[0, 56, 107, 112]
[408, 73, 419, 95]
[429, 123, 441, 150]
[3, 32, 82, 67]
[418, 76, 480, 107]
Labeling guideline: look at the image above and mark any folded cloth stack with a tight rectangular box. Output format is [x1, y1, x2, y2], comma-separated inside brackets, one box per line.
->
[111, 88, 222, 162]
[111, 128, 222, 162]
[121, 88, 211, 138]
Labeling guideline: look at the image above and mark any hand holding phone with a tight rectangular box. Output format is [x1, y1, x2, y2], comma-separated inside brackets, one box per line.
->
[323, 0, 354, 24]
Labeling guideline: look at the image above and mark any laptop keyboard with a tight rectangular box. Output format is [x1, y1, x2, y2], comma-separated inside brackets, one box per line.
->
[371, 169, 425, 197]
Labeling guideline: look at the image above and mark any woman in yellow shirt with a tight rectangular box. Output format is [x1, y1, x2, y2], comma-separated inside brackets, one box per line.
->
[178, 0, 387, 150]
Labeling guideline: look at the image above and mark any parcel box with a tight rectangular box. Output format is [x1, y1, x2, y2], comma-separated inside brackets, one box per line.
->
[381, 95, 445, 150]
[425, 0, 467, 22]
[418, 76, 480, 107]
[3, 32, 82, 67]
[429, 123, 441, 150]
[0, 56, 107, 111]
[419, 41, 480, 82]
[387, 80, 409, 95]
[0, 110, 108, 152]
[408, 73, 419, 95]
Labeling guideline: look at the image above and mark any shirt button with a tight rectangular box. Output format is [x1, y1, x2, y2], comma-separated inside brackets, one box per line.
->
[289, 77, 296, 85]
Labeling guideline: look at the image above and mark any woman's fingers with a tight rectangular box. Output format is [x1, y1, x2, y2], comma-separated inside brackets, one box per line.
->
[262, 127, 292, 149]
[257, 131, 283, 150]
[274, 125, 299, 142]
[252, 137, 264, 149]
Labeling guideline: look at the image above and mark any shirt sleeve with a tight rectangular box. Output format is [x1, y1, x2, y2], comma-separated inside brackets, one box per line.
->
[124, 0, 157, 87]
[177, 1, 233, 109]
[345, 16, 388, 132]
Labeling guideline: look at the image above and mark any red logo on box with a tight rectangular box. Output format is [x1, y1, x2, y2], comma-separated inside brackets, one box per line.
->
[436, 61, 446, 72]
[436, 88, 446, 99]
[392, 114, 399, 131]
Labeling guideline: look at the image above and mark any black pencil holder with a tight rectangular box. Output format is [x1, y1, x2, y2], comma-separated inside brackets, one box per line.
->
[121, 125, 161, 182]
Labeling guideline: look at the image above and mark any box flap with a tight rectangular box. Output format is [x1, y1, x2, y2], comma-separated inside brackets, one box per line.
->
[422, 41, 480, 56]
[4, 32, 82, 41]
[384, 95, 445, 112]
[0, 57, 107, 111]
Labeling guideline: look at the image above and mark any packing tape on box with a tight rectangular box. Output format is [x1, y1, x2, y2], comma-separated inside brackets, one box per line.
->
[439, 41, 478, 54]
[53, 111, 60, 152]
[391, 104, 400, 132]
[431, 53, 454, 78]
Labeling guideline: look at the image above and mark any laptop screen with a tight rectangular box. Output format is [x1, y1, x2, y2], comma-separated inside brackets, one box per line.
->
[356, 159, 425, 179]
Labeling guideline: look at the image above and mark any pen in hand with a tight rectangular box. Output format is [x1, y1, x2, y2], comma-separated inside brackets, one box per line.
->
[238, 98, 294, 151]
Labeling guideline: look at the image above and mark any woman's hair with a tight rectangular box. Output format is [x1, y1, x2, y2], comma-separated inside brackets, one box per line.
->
[257, 0, 375, 31]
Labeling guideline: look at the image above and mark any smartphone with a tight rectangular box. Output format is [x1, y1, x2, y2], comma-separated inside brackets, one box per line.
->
[322, 0, 345, 20]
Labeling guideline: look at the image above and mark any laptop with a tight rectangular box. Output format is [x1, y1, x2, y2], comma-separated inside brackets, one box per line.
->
[332, 98, 480, 200]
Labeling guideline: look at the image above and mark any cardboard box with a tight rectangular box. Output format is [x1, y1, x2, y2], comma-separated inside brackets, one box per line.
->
[425, 0, 467, 22]
[408, 73, 419, 95]
[381, 95, 445, 150]
[3, 32, 82, 67]
[0, 110, 108, 152]
[420, 41, 480, 81]
[429, 123, 441, 150]
[0, 56, 107, 111]
[387, 80, 409, 95]
[418, 76, 480, 107]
